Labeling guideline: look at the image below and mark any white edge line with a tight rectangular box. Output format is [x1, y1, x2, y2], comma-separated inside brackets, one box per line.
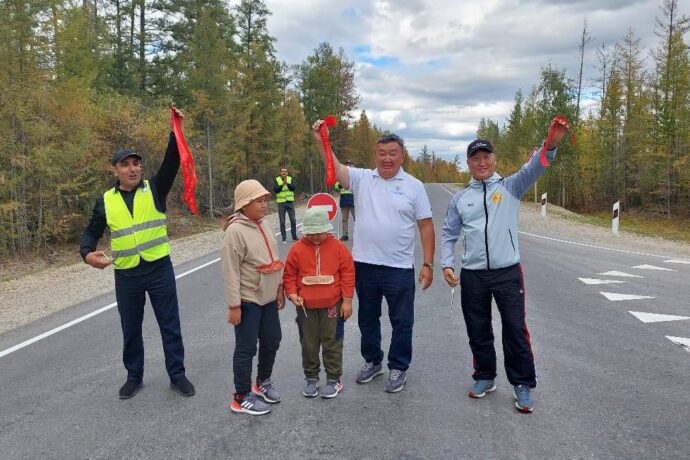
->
[438, 184, 690, 262]
[0, 224, 300, 359]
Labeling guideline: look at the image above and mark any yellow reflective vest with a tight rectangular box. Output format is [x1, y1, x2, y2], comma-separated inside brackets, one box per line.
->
[104, 180, 171, 269]
[275, 176, 294, 203]
[334, 181, 352, 195]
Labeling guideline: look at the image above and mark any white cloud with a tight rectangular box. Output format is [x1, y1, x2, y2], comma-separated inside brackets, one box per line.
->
[256, 0, 686, 161]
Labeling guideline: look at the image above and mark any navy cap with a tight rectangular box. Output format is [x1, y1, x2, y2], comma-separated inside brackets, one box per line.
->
[467, 139, 494, 157]
[111, 149, 143, 166]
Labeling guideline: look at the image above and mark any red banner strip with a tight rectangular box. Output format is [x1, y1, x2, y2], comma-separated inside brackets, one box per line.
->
[171, 108, 199, 216]
[319, 115, 337, 187]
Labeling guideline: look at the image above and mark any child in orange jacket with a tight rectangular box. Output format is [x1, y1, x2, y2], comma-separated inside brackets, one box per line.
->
[283, 207, 355, 399]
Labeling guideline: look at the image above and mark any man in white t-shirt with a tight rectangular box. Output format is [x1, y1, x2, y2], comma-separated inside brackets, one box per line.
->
[312, 121, 435, 393]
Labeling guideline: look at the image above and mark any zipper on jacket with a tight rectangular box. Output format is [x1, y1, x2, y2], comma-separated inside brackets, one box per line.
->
[483, 181, 491, 270]
[508, 229, 515, 252]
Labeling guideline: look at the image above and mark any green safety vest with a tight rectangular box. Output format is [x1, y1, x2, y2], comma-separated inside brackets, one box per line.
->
[275, 176, 295, 203]
[104, 180, 171, 269]
[334, 181, 352, 195]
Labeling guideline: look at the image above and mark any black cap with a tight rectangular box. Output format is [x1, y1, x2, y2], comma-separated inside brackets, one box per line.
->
[111, 149, 143, 166]
[467, 139, 494, 157]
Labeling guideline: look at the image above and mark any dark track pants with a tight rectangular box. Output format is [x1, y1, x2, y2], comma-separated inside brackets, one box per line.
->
[460, 263, 536, 387]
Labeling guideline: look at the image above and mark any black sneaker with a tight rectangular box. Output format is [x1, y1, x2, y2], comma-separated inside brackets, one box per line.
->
[119, 381, 143, 399]
[171, 376, 196, 397]
[340, 235, 349, 241]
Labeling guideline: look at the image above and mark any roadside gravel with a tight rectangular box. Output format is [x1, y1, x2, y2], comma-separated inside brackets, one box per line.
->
[0, 206, 306, 334]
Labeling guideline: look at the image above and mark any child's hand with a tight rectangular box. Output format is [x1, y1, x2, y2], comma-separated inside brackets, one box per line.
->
[341, 298, 352, 320]
[228, 306, 241, 325]
[277, 284, 285, 310]
[289, 294, 304, 307]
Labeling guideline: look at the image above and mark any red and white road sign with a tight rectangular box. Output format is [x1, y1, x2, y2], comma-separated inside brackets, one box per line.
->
[307, 193, 338, 221]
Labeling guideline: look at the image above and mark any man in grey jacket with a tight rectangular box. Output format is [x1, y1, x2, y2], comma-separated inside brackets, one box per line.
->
[441, 119, 567, 413]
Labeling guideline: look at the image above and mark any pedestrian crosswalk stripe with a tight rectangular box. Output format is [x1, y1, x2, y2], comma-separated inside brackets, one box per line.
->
[600, 292, 654, 301]
[664, 259, 690, 264]
[666, 336, 690, 352]
[629, 311, 690, 323]
[599, 270, 643, 278]
[632, 264, 676, 272]
[579, 278, 626, 285]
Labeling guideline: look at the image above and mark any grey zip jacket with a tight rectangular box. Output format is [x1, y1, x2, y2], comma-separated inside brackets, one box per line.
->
[441, 145, 557, 271]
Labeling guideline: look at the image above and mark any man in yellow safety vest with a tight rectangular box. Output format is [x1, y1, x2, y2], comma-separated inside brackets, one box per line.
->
[80, 106, 195, 400]
[274, 166, 298, 242]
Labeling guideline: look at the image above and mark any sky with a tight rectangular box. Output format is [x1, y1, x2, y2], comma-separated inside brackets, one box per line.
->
[241, 0, 687, 167]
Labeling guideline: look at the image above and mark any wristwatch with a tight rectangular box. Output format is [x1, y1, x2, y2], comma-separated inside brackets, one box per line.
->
[422, 263, 433, 269]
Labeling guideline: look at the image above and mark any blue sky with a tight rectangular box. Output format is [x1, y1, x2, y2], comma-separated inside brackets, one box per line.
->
[234, 0, 688, 168]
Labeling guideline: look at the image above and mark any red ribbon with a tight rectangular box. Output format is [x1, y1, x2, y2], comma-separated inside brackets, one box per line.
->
[319, 115, 337, 187]
[540, 115, 574, 167]
[171, 108, 199, 215]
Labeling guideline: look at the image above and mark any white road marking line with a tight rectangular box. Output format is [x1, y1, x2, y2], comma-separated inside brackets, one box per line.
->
[0, 224, 301, 360]
[518, 232, 690, 261]
[632, 264, 676, 272]
[599, 270, 644, 278]
[600, 292, 654, 301]
[666, 336, 690, 352]
[629, 311, 690, 323]
[664, 259, 690, 264]
[578, 278, 626, 285]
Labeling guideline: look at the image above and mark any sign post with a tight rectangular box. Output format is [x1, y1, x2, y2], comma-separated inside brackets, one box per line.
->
[541, 192, 547, 218]
[612, 201, 620, 235]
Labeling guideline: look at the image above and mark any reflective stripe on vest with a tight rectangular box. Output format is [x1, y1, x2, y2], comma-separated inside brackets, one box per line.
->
[104, 180, 171, 269]
[275, 176, 294, 203]
[335, 181, 352, 195]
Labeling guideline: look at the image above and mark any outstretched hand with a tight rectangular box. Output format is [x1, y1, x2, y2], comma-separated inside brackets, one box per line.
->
[170, 105, 184, 131]
[312, 119, 327, 142]
[546, 116, 569, 149]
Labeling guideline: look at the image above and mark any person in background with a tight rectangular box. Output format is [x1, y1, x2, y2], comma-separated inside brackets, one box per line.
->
[274, 166, 298, 243]
[334, 160, 355, 241]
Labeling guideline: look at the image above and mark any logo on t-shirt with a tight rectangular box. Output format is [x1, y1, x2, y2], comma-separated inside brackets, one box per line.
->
[491, 192, 502, 204]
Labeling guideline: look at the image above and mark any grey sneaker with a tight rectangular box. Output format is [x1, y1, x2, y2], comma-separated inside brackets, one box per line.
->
[355, 362, 384, 384]
[252, 378, 281, 403]
[302, 378, 320, 398]
[231, 393, 271, 415]
[468, 379, 496, 398]
[320, 379, 344, 399]
[514, 385, 534, 413]
[385, 369, 407, 393]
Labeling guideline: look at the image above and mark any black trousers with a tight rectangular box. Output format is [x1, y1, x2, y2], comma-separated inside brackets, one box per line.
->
[233, 301, 282, 395]
[460, 263, 536, 387]
[114, 258, 186, 384]
[278, 201, 297, 241]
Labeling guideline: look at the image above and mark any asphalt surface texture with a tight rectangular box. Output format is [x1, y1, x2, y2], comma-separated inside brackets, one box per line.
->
[1, 184, 688, 459]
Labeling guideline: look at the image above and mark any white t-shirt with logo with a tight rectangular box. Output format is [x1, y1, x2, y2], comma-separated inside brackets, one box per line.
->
[348, 167, 432, 269]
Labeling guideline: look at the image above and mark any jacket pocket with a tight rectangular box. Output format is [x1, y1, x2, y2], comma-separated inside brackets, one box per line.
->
[508, 229, 516, 252]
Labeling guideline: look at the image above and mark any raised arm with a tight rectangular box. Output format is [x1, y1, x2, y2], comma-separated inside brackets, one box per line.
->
[311, 119, 350, 189]
[503, 117, 568, 199]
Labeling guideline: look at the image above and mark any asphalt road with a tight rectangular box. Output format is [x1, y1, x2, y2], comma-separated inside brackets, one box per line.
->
[1, 184, 688, 459]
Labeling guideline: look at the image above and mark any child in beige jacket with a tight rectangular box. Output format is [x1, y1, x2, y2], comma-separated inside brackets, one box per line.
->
[221, 179, 285, 416]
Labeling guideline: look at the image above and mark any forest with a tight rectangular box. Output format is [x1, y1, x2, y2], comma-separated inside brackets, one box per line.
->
[1, 0, 688, 257]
